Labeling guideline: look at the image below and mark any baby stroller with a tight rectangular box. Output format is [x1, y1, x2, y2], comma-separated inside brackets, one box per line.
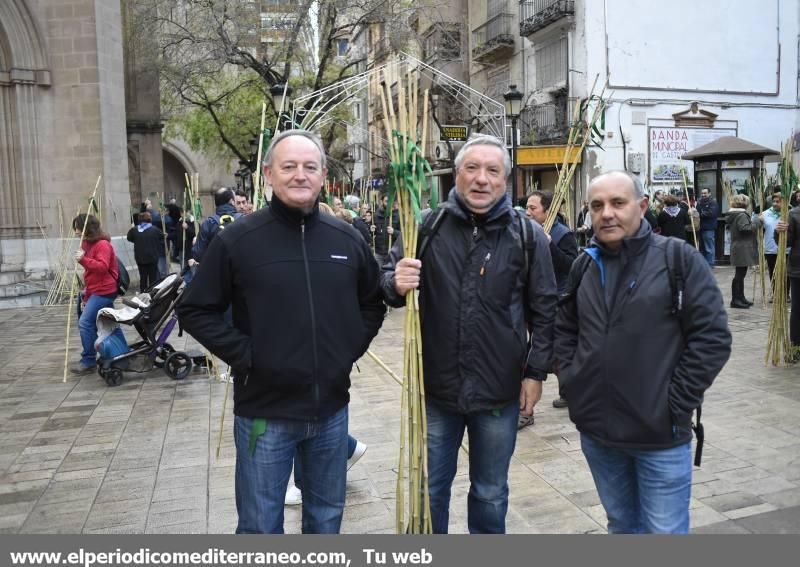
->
[95, 273, 200, 386]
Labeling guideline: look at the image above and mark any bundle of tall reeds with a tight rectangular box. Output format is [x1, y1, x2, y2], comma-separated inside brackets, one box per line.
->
[766, 139, 795, 365]
[748, 174, 768, 307]
[681, 170, 699, 249]
[543, 77, 608, 233]
[378, 68, 434, 534]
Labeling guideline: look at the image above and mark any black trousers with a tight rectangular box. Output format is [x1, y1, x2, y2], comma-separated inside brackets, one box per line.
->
[732, 266, 748, 301]
[138, 263, 158, 292]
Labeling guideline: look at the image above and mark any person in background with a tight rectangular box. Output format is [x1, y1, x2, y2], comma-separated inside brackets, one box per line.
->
[127, 211, 163, 292]
[696, 187, 720, 267]
[726, 194, 762, 309]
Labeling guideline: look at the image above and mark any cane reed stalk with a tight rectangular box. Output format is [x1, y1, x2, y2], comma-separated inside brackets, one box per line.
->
[766, 139, 795, 365]
[63, 176, 102, 383]
[750, 174, 768, 307]
[543, 76, 608, 234]
[379, 67, 434, 534]
[681, 170, 699, 249]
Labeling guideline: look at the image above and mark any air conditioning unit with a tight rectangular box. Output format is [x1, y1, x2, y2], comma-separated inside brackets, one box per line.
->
[434, 141, 451, 161]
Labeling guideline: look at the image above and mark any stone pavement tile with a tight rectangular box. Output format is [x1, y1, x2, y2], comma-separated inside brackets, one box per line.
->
[692, 478, 740, 499]
[145, 521, 207, 534]
[20, 508, 89, 534]
[57, 450, 115, 473]
[733, 475, 797, 496]
[565, 489, 601, 509]
[733, 505, 800, 534]
[52, 468, 107, 482]
[692, 520, 752, 534]
[83, 501, 149, 531]
[689, 500, 729, 528]
[147, 508, 207, 528]
[83, 524, 146, 534]
[700, 491, 765, 513]
[760, 487, 800, 508]
[0, 513, 27, 533]
[724, 502, 778, 520]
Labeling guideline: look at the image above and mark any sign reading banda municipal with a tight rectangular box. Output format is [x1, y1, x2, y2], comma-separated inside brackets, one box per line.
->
[649, 126, 737, 183]
[440, 125, 468, 141]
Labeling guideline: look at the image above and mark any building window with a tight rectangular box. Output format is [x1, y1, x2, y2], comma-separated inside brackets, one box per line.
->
[535, 36, 567, 90]
[336, 39, 349, 57]
[353, 102, 361, 120]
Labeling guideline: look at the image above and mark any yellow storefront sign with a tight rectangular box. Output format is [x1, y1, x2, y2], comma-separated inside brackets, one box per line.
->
[517, 145, 582, 166]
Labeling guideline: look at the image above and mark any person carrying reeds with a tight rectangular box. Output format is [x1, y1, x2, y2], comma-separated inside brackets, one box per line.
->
[177, 130, 386, 534]
[775, 203, 800, 361]
[381, 134, 558, 534]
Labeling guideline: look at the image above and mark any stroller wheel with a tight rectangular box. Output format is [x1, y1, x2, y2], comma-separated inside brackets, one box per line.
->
[165, 352, 192, 380]
[103, 368, 123, 387]
[154, 343, 176, 368]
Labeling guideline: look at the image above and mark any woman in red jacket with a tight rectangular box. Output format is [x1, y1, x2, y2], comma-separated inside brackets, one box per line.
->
[71, 214, 119, 374]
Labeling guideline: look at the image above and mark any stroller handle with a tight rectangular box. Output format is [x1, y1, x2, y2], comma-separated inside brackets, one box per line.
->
[122, 298, 142, 309]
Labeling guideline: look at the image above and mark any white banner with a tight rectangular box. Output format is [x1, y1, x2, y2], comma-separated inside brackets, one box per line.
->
[649, 127, 737, 184]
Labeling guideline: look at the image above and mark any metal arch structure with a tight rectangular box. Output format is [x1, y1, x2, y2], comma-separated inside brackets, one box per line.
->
[289, 52, 507, 145]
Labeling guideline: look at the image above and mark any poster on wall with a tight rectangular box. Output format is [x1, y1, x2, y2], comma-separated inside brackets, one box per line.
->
[649, 127, 737, 184]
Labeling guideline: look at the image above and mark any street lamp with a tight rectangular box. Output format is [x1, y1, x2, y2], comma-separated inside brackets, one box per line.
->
[343, 150, 355, 193]
[503, 84, 524, 206]
[270, 83, 294, 131]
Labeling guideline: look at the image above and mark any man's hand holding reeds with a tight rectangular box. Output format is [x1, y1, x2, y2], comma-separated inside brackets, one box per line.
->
[394, 258, 421, 296]
[776, 221, 788, 233]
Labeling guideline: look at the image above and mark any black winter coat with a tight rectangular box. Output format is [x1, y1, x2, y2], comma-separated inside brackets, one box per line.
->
[177, 195, 386, 420]
[373, 207, 401, 256]
[382, 189, 557, 414]
[554, 222, 732, 449]
[126, 225, 164, 265]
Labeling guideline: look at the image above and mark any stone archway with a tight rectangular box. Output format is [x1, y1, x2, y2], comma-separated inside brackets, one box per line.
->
[162, 142, 197, 208]
[0, 0, 51, 273]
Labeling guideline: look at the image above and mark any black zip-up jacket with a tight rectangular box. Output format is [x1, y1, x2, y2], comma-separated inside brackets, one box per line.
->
[126, 225, 164, 265]
[177, 195, 386, 420]
[382, 189, 557, 414]
[373, 207, 401, 256]
[554, 222, 732, 449]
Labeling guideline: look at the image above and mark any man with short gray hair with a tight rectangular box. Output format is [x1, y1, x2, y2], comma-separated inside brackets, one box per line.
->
[554, 170, 731, 534]
[179, 129, 386, 534]
[382, 134, 557, 533]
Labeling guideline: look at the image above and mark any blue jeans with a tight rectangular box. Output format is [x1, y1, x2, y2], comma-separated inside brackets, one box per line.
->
[77, 293, 116, 366]
[581, 434, 692, 534]
[294, 435, 357, 489]
[700, 230, 716, 267]
[426, 399, 518, 534]
[233, 408, 348, 534]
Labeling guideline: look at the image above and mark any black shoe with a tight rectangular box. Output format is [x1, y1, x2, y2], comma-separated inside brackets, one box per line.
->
[552, 397, 568, 409]
[730, 299, 750, 309]
[70, 363, 96, 375]
[743, 298, 754, 306]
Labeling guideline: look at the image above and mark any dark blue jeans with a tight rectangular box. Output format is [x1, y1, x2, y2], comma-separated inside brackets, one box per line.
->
[294, 435, 357, 490]
[700, 230, 716, 267]
[581, 433, 692, 534]
[426, 399, 518, 534]
[233, 408, 348, 534]
[77, 293, 116, 366]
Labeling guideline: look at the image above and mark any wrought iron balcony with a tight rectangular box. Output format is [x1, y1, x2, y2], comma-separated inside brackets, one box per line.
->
[472, 13, 515, 63]
[519, 0, 575, 38]
[519, 98, 577, 145]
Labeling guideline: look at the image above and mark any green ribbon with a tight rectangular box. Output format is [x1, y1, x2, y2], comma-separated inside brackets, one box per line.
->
[385, 130, 436, 226]
[248, 418, 267, 456]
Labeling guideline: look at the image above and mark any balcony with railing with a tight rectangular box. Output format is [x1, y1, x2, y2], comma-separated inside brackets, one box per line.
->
[519, 97, 577, 145]
[472, 13, 515, 63]
[519, 0, 575, 38]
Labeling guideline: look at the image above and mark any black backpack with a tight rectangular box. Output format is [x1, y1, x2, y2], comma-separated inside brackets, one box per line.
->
[116, 258, 130, 296]
[561, 237, 705, 466]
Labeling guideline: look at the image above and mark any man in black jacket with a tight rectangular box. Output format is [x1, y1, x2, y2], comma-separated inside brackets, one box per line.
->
[178, 130, 386, 534]
[525, 190, 579, 411]
[190, 187, 241, 265]
[554, 171, 731, 534]
[371, 194, 400, 264]
[382, 134, 557, 534]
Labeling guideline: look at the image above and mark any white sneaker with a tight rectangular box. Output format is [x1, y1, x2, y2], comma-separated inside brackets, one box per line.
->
[347, 441, 367, 470]
[284, 485, 302, 506]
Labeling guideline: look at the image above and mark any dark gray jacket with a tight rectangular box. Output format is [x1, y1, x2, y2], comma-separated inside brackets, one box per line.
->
[785, 207, 800, 279]
[382, 189, 557, 414]
[726, 208, 761, 267]
[554, 222, 731, 449]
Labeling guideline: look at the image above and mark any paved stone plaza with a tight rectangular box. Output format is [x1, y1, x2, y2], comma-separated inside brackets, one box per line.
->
[0, 267, 798, 534]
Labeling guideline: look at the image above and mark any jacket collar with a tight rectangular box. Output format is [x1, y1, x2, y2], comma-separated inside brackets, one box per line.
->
[269, 193, 320, 226]
[215, 203, 238, 216]
[591, 219, 652, 257]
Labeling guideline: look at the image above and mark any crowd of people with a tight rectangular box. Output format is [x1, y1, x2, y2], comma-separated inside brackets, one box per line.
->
[70, 130, 800, 535]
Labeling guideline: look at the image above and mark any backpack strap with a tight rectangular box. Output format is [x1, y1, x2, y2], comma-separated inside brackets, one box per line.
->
[664, 238, 704, 466]
[558, 251, 593, 306]
[416, 207, 447, 259]
[514, 209, 535, 275]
